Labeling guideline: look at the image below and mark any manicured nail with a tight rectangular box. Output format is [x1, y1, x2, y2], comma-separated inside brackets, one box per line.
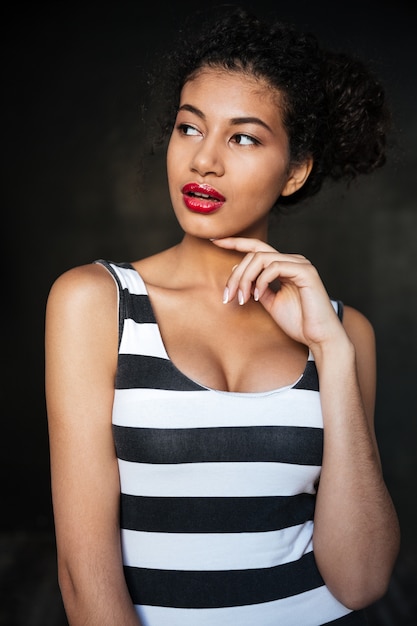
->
[223, 287, 229, 304]
[254, 287, 259, 301]
[238, 289, 244, 305]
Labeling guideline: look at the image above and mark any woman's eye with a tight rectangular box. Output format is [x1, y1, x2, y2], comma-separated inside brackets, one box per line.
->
[234, 133, 259, 146]
[178, 123, 200, 136]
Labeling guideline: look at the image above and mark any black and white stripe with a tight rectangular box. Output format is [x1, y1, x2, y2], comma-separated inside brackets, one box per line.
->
[95, 259, 366, 626]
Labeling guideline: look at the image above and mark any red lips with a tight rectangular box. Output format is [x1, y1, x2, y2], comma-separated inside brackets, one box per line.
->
[181, 183, 226, 214]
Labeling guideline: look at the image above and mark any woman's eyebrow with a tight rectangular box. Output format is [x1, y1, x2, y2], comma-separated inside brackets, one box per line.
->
[230, 116, 272, 133]
[178, 103, 205, 118]
[178, 105, 272, 133]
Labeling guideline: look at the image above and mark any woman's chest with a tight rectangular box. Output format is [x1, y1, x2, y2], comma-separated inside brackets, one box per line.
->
[148, 291, 309, 393]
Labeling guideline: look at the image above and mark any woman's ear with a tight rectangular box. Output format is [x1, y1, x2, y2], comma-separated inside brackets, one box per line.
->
[281, 157, 313, 196]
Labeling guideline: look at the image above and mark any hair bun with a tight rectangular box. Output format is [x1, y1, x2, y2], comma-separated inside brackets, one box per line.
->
[321, 51, 390, 180]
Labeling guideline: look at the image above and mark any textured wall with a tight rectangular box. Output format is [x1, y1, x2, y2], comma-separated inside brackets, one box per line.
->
[4, 0, 416, 587]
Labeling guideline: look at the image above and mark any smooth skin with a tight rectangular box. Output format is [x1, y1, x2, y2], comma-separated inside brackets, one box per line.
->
[46, 68, 400, 624]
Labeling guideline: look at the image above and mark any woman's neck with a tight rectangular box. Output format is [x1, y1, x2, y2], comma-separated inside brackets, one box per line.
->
[172, 234, 246, 289]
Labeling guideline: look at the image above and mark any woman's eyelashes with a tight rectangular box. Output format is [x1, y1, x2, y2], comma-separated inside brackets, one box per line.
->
[177, 123, 261, 147]
[178, 123, 200, 136]
[233, 133, 260, 146]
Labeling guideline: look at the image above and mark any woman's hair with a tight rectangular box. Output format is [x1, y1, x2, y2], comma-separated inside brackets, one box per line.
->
[150, 6, 390, 210]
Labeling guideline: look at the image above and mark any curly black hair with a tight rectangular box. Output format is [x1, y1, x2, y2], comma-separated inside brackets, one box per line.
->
[150, 6, 390, 211]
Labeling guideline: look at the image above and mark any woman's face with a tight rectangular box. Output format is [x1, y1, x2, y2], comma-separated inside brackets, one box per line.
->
[167, 67, 309, 241]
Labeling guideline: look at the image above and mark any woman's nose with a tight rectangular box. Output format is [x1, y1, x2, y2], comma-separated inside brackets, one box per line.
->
[190, 139, 225, 177]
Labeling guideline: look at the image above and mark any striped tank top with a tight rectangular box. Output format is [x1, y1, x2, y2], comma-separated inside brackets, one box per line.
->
[96, 260, 368, 626]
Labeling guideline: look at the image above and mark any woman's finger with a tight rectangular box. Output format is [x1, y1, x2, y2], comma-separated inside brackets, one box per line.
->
[226, 251, 312, 304]
[224, 253, 256, 303]
[211, 237, 275, 254]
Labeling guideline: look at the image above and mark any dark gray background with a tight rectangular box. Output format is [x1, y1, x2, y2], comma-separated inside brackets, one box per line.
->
[3, 1, 416, 624]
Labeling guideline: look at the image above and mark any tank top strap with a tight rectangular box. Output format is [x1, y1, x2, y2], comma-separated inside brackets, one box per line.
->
[94, 260, 153, 348]
[331, 298, 344, 321]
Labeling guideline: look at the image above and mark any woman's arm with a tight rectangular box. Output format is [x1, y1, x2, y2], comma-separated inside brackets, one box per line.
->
[45, 264, 142, 625]
[312, 305, 400, 609]
[213, 236, 401, 610]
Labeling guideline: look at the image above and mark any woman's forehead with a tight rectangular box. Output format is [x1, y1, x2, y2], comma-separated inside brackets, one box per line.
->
[181, 67, 283, 110]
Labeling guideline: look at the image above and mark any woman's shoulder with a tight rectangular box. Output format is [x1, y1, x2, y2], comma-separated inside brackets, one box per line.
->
[49, 261, 116, 297]
[46, 262, 119, 324]
[341, 305, 377, 422]
[342, 304, 375, 346]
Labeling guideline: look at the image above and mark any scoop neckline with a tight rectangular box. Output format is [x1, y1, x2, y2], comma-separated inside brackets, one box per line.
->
[126, 262, 312, 397]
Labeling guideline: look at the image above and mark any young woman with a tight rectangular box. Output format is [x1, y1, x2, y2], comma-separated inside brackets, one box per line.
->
[45, 7, 400, 625]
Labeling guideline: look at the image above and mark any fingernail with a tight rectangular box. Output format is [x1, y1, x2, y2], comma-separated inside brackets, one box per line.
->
[223, 287, 229, 304]
[232, 264, 239, 271]
[254, 287, 259, 301]
[238, 289, 244, 305]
